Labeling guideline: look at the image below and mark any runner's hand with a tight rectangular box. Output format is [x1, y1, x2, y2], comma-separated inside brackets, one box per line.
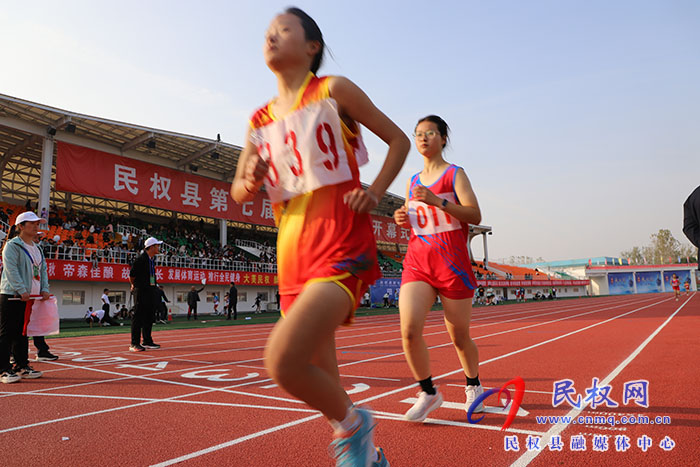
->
[244, 153, 269, 194]
[413, 185, 440, 206]
[394, 205, 409, 226]
[344, 188, 379, 213]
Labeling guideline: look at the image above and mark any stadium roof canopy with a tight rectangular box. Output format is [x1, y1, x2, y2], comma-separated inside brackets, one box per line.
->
[0, 93, 405, 217]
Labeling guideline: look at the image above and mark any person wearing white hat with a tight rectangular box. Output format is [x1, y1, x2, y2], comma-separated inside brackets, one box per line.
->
[127, 237, 162, 352]
[0, 212, 47, 383]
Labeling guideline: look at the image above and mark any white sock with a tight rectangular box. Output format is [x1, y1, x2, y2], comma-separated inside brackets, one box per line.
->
[330, 407, 360, 435]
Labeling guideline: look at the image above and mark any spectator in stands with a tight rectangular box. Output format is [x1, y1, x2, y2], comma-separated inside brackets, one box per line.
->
[0, 212, 47, 383]
[128, 237, 163, 351]
[186, 284, 205, 320]
[227, 281, 237, 320]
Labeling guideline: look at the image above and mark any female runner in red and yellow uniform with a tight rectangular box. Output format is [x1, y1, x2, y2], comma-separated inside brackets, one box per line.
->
[231, 8, 408, 466]
[394, 115, 484, 423]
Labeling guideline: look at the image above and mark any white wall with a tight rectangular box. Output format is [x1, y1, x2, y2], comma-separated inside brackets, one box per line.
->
[49, 281, 278, 319]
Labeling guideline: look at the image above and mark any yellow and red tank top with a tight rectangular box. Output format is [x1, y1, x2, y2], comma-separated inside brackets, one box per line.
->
[249, 72, 380, 296]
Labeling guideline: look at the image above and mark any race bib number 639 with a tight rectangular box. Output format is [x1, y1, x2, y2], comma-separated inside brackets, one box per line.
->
[252, 98, 354, 203]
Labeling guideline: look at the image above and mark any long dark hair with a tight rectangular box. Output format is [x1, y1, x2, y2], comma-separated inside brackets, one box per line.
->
[416, 115, 450, 149]
[285, 7, 324, 74]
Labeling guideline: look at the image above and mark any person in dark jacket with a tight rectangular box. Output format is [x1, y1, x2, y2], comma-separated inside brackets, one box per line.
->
[187, 285, 205, 320]
[683, 185, 700, 270]
[227, 281, 237, 320]
[128, 237, 162, 352]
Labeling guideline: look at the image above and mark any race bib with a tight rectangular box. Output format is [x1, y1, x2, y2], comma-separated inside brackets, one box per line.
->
[251, 98, 357, 203]
[408, 192, 461, 236]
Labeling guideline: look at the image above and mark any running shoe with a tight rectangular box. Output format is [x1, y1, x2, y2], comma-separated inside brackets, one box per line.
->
[465, 385, 485, 413]
[404, 390, 443, 422]
[36, 352, 59, 362]
[129, 344, 145, 352]
[372, 447, 390, 467]
[15, 365, 42, 379]
[1, 371, 20, 384]
[141, 343, 161, 349]
[330, 407, 376, 466]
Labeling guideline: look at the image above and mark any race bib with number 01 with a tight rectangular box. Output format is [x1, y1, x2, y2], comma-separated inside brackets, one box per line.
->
[408, 192, 461, 236]
[251, 98, 360, 204]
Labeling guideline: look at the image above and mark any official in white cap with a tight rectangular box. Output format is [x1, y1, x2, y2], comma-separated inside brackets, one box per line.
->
[127, 237, 163, 351]
[0, 211, 47, 383]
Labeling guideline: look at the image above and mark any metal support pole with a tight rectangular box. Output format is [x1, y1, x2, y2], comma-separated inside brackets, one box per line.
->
[38, 136, 54, 218]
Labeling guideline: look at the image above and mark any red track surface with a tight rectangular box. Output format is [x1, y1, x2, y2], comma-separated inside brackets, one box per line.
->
[1, 294, 698, 466]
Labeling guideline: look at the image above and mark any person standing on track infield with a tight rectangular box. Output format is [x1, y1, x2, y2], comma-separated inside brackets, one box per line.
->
[393, 115, 485, 423]
[186, 284, 205, 320]
[0, 212, 47, 383]
[128, 237, 162, 352]
[227, 281, 238, 320]
[231, 7, 408, 466]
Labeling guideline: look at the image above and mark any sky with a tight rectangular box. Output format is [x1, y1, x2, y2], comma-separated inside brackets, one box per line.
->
[1, 1, 699, 262]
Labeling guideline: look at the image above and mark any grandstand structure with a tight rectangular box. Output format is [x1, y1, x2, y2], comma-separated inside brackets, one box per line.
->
[0, 93, 587, 318]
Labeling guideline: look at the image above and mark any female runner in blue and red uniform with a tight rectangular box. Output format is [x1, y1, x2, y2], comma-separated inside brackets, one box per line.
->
[394, 115, 484, 422]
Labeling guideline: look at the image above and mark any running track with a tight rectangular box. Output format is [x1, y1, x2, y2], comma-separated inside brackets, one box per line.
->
[1, 294, 697, 466]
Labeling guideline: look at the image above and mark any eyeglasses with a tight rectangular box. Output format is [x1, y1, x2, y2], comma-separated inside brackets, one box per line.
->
[413, 130, 440, 139]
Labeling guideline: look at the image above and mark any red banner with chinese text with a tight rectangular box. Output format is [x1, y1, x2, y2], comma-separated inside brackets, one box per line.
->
[55, 142, 408, 244]
[475, 280, 589, 287]
[45, 260, 278, 286]
[55, 142, 276, 225]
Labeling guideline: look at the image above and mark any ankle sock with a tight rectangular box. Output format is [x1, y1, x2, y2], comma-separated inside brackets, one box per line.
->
[418, 376, 437, 395]
[466, 374, 481, 387]
[330, 407, 360, 435]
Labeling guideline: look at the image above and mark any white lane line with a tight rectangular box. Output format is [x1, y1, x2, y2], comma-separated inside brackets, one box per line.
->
[0, 391, 317, 413]
[150, 297, 671, 465]
[340, 374, 401, 382]
[150, 414, 324, 467]
[510, 294, 693, 467]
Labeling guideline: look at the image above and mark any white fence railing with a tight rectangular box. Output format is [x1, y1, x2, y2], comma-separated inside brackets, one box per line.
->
[40, 244, 277, 273]
[116, 223, 177, 255]
[234, 239, 274, 255]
